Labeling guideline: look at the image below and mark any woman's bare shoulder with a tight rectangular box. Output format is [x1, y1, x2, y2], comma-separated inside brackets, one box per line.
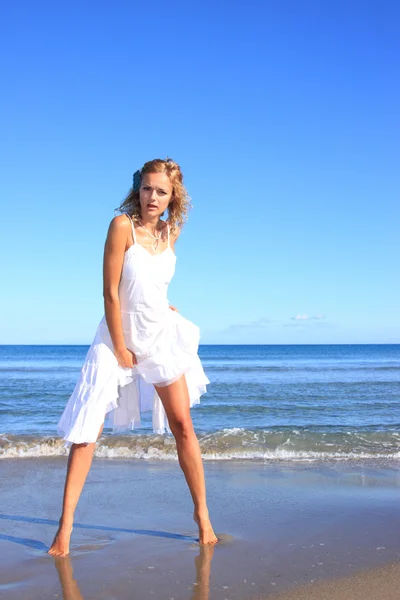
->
[105, 215, 131, 250]
[106, 214, 132, 237]
[109, 214, 131, 230]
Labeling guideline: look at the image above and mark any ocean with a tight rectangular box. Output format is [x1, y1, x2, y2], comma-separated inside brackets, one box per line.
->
[1, 344, 399, 462]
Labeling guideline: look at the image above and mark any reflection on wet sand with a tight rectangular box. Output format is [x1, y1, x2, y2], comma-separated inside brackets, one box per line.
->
[191, 544, 216, 600]
[54, 556, 84, 600]
[54, 543, 216, 600]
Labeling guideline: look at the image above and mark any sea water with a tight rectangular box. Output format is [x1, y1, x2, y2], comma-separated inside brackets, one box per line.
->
[1, 344, 399, 461]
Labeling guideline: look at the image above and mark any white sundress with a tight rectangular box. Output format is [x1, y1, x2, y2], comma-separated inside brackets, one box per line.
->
[57, 215, 210, 445]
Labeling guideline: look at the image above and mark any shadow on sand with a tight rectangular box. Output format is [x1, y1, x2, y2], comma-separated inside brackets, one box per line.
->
[0, 513, 197, 546]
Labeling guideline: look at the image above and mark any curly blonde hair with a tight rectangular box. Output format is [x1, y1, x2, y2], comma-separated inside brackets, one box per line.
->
[115, 157, 192, 235]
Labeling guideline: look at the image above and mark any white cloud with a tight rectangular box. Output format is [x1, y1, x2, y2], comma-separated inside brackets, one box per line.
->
[290, 313, 326, 321]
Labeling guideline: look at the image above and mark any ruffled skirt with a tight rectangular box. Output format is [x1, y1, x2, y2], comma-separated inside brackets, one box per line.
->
[57, 310, 209, 446]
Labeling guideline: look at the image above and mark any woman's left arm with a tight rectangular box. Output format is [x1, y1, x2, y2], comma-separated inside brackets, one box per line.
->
[168, 223, 181, 313]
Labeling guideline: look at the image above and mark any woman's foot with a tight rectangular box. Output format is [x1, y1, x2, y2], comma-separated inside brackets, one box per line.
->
[193, 510, 219, 545]
[48, 521, 73, 557]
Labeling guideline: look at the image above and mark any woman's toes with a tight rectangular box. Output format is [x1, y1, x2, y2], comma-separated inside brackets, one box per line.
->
[47, 526, 73, 557]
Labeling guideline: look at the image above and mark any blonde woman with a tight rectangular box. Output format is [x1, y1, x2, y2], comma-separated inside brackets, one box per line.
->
[49, 158, 218, 556]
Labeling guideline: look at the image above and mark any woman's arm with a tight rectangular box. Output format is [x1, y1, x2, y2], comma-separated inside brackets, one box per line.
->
[103, 215, 137, 368]
[168, 224, 181, 313]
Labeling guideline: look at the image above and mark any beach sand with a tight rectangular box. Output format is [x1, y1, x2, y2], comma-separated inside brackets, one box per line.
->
[1, 457, 400, 599]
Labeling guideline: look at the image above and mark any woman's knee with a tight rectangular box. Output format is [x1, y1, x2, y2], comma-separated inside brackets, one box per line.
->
[169, 414, 194, 440]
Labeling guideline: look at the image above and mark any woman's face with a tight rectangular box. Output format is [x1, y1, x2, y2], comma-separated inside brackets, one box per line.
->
[139, 172, 173, 219]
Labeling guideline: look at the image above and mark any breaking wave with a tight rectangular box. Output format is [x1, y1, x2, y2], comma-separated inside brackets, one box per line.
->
[2, 427, 400, 462]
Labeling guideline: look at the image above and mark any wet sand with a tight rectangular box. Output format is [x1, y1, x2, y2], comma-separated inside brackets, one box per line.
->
[261, 561, 400, 599]
[0, 458, 400, 599]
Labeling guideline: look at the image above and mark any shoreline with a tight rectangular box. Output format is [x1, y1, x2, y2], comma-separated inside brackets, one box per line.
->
[2, 430, 400, 463]
[1, 458, 400, 599]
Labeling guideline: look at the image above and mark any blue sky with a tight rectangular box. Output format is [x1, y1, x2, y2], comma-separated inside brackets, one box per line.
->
[1, 0, 399, 344]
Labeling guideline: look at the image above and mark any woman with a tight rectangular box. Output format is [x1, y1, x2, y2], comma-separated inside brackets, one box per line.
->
[48, 158, 218, 557]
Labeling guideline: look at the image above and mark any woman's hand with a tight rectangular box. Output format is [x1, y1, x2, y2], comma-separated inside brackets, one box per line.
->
[114, 346, 138, 368]
[169, 304, 179, 312]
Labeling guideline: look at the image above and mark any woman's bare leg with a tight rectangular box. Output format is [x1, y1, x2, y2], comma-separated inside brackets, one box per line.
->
[154, 375, 218, 545]
[48, 423, 104, 557]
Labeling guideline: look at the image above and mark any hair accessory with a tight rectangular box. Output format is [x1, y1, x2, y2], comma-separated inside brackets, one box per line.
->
[133, 169, 141, 192]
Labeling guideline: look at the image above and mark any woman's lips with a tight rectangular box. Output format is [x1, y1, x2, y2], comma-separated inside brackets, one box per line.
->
[148, 204, 157, 209]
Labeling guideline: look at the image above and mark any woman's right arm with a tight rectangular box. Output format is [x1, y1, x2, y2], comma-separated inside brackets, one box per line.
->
[103, 215, 137, 368]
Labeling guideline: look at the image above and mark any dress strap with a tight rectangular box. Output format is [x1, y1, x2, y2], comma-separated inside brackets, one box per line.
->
[167, 222, 170, 248]
[126, 214, 136, 244]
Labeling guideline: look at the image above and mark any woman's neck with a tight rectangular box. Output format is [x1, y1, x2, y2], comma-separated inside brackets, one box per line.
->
[139, 215, 163, 232]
